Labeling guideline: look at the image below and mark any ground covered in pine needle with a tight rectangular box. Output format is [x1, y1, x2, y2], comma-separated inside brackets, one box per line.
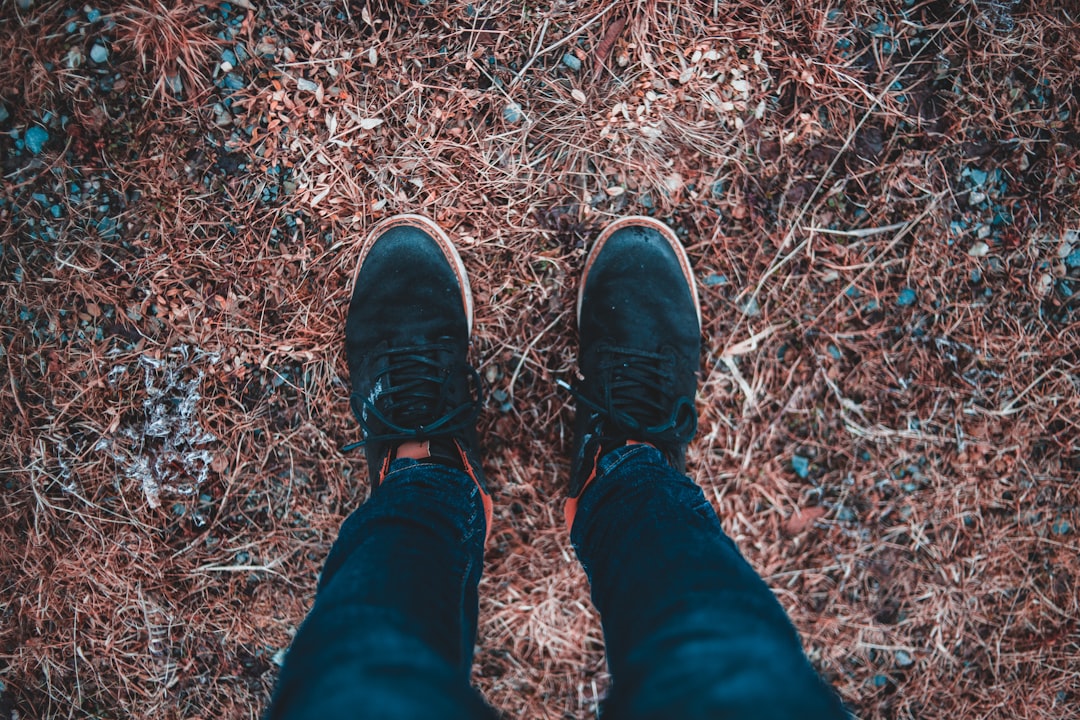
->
[2, 0, 1078, 718]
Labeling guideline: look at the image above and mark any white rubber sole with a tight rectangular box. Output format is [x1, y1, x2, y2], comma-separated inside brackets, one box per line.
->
[577, 215, 702, 331]
[353, 213, 474, 335]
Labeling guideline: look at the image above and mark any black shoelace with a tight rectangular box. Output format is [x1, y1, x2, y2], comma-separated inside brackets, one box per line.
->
[559, 346, 697, 446]
[343, 346, 482, 452]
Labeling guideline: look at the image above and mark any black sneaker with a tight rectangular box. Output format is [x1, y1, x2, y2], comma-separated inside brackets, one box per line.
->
[344, 214, 488, 502]
[564, 217, 701, 525]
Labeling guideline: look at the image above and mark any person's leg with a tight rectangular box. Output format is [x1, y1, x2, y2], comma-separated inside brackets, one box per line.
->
[267, 215, 496, 720]
[268, 459, 496, 720]
[571, 445, 846, 720]
[564, 217, 846, 720]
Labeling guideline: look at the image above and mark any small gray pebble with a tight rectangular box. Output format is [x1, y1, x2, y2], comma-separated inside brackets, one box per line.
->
[896, 650, 914, 667]
[503, 101, 523, 123]
[212, 103, 232, 127]
[0, 104, 9, 123]
[90, 43, 109, 64]
[562, 53, 582, 72]
[738, 296, 760, 317]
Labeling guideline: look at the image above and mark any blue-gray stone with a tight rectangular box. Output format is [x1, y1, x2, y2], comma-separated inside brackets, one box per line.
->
[86, 7, 101, 21]
[0, 104, 8, 123]
[562, 53, 582, 72]
[221, 49, 238, 66]
[739, 296, 760, 317]
[1065, 249, 1080, 269]
[827, 344, 842, 360]
[897, 288, 917, 307]
[968, 168, 988, 186]
[896, 650, 913, 667]
[502, 101, 523, 123]
[792, 455, 810, 479]
[223, 72, 245, 90]
[24, 126, 49, 154]
[90, 43, 109, 63]
[704, 273, 728, 286]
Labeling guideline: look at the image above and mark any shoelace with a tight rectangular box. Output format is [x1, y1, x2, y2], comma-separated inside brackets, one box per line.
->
[558, 346, 697, 445]
[343, 346, 482, 452]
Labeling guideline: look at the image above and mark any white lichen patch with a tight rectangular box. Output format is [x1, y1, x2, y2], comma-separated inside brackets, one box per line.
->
[97, 345, 219, 510]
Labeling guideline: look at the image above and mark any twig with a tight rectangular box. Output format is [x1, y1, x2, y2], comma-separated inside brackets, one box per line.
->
[806, 221, 909, 238]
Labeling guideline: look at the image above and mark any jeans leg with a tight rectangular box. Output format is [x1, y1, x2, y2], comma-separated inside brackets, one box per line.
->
[266, 459, 498, 720]
[571, 444, 848, 720]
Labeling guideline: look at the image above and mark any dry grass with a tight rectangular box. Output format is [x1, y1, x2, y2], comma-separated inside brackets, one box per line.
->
[2, 0, 1079, 718]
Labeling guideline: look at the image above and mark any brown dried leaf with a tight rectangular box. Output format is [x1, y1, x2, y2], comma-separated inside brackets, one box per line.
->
[784, 506, 827, 535]
[592, 15, 627, 81]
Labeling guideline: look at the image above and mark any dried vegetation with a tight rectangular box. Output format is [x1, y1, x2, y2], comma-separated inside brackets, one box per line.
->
[1, 0, 1078, 718]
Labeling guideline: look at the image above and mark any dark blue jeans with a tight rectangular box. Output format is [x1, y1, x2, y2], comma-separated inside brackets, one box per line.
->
[267, 445, 847, 719]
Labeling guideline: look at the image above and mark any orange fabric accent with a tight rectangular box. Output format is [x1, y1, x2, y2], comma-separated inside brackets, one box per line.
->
[455, 441, 493, 545]
[376, 452, 393, 488]
[395, 441, 431, 460]
[563, 445, 603, 533]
